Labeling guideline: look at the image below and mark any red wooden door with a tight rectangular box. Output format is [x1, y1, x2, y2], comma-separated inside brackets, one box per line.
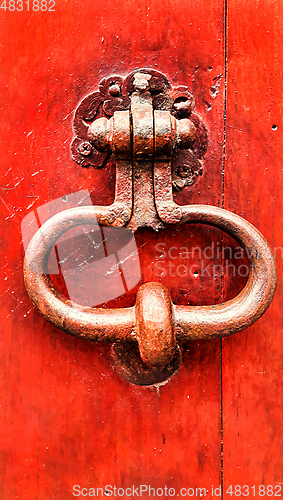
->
[0, 1, 281, 498]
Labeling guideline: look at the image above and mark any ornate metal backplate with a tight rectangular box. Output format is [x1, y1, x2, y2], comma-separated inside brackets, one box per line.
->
[71, 69, 208, 193]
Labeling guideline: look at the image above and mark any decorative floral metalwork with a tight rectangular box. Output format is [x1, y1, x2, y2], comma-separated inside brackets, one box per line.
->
[71, 69, 208, 190]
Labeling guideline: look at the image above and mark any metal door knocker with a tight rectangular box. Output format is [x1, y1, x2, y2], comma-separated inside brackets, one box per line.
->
[24, 69, 277, 385]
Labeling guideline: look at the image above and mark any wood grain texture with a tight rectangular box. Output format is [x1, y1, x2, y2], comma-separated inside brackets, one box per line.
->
[0, 0, 225, 497]
[223, 0, 283, 494]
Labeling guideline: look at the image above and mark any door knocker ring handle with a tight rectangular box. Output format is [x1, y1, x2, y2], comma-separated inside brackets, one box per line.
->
[23, 69, 277, 386]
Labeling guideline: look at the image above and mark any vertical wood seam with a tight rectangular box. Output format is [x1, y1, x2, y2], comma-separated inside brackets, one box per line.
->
[221, 0, 228, 497]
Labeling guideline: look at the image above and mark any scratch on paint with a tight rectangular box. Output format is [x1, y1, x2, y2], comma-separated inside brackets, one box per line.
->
[0, 196, 15, 217]
[227, 124, 244, 133]
[104, 242, 147, 277]
[0, 176, 25, 190]
[63, 109, 77, 121]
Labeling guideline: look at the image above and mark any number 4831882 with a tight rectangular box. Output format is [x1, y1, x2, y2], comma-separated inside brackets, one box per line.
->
[226, 485, 282, 496]
[1, 0, 55, 11]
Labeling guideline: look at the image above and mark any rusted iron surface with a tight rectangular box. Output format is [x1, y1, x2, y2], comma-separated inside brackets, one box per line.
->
[24, 69, 277, 385]
[72, 69, 208, 194]
[86, 70, 201, 230]
[173, 205, 277, 340]
[135, 282, 176, 368]
[23, 206, 136, 342]
[71, 75, 128, 168]
[128, 80, 160, 230]
[24, 203, 276, 384]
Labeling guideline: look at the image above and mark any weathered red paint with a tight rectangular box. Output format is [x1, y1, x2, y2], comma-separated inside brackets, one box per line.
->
[223, 0, 283, 491]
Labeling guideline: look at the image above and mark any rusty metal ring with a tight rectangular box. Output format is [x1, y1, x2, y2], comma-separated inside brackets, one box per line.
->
[173, 204, 276, 340]
[23, 204, 276, 385]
